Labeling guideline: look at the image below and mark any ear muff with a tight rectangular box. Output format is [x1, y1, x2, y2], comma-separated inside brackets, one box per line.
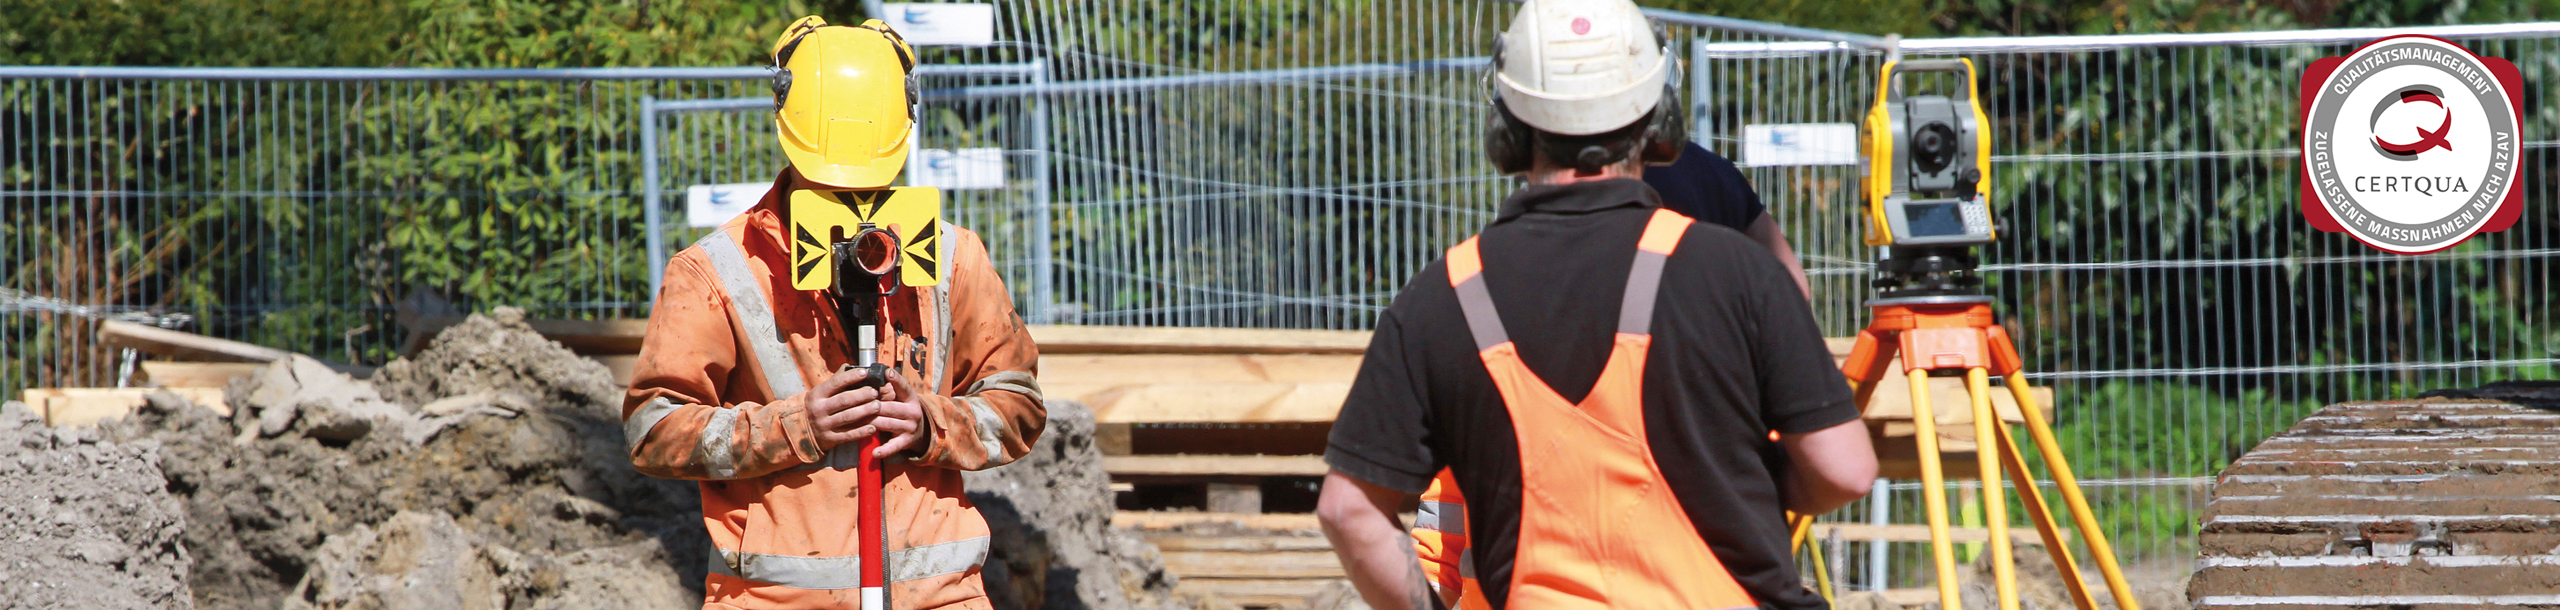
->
[1485, 99, 1536, 175]
[771, 19, 822, 110]
[856, 21, 921, 122]
[1641, 23, 1688, 165]
[1641, 80, 1689, 165]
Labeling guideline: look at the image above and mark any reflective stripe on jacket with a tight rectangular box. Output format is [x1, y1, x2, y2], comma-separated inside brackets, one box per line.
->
[624, 170, 1045, 610]
[1422, 209, 1755, 610]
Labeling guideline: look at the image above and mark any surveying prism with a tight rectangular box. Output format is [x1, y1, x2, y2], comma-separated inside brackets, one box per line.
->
[1828, 58, 2141, 610]
[786, 186, 943, 610]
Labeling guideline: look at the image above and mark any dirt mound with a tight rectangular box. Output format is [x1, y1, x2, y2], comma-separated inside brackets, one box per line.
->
[105, 308, 705, 609]
[0, 400, 194, 609]
[968, 400, 1229, 610]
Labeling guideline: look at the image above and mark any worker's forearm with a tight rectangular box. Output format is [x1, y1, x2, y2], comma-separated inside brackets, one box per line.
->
[1318, 473, 1433, 610]
[1781, 419, 1878, 515]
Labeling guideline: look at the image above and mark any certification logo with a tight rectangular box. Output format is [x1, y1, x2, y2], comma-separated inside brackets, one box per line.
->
[2301, 35, 2524, 254]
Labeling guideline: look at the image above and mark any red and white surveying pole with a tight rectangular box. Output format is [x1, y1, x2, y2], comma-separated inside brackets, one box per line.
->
[831, 226, 903, 610]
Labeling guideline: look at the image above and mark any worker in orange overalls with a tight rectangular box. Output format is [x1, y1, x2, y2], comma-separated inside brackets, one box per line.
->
[1315, 1, 1877, 609]
[624, 16, 1044, 610]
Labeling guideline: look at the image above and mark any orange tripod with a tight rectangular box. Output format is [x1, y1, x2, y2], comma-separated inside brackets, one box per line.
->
[1838, 295, 2139, 610]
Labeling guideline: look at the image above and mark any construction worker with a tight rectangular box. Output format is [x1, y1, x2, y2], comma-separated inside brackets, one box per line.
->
[623, 17, 1043, 610]
[1316, 2, 1876, 609]
[1645, 141, 1811, 297]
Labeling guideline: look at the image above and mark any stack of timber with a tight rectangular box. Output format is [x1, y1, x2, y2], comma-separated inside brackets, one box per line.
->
[2191, 386, 2560, 608]
[1034, 325, 1362, 608]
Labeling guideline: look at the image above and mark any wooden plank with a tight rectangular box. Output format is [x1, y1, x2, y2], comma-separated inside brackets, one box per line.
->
[1104, 455, 1329, 478]
[25, 387, 228, 427]
[1159, 550, 1343, 579]
[1808, 523, 2054, 546]
[1029, 325, 1368, 355]
[1059, 382, 1349, 424]
[138, 362, 263, 388]
[1206, 482, 1263, 514]
[101, 320, 293, 363]
[1175, 578, 1340, 607]
[1039, 354, 1363, 386]
[1880, 588, 1940, 607]
[1095, 422, 1134, 456]
[405, 316, 650, 355]
[1112, 511, 1321, 532]
[1143, 536, 1334, 552]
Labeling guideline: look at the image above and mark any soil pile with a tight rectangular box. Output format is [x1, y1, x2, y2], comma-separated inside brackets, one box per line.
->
[0, 400, 194, 609]
[105, 308, 705, 609]
[967, 400, 1229, 610]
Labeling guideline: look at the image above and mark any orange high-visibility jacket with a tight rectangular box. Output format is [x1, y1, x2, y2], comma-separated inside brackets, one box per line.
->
[1416, 209, 1756, 610]
[625, 171, 1045, 610]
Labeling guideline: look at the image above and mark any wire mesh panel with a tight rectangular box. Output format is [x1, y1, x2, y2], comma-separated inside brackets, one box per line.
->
[0, 73, 768, 396]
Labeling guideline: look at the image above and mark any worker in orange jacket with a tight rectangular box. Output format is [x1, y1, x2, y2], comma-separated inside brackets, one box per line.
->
[1315, 2, 1876, 609]
[624, 16, 1044, 610]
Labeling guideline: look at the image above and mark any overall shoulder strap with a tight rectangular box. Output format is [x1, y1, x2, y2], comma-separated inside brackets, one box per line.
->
[1444, 236, 1508, 353]
[1618, 209, 1692, 337]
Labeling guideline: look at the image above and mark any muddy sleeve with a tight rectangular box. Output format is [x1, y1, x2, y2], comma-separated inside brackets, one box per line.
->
[911, 228, 1046, 471]
[622, 252, 825, 481]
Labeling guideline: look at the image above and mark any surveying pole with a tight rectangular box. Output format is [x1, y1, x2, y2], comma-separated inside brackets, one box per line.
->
[1842, 57, 2139, 610]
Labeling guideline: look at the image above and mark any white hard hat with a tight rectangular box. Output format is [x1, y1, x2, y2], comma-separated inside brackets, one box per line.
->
[1492, 0, 1669, 136]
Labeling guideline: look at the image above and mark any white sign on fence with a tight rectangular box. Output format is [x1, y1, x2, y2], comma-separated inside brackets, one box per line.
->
[909, 148, 1007, 190]
[1741, 123, 1861, 167]
[883, 4, 997, 47]
[686, 182, 772, 228]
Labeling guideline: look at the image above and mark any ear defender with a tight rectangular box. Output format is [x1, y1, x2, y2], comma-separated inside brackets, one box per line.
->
[1485, 99, 1537, 175]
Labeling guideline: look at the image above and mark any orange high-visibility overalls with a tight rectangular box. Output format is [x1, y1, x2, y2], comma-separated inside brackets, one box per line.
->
[1420, 208, 1755, 610]
[625, 171, 1046, 610]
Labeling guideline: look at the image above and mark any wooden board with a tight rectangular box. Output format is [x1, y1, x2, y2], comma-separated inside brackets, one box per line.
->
[24, 387, 228, 427]
[101, 320, 293, 363]
[1064, 382, 1350, 424]
[1104, 455, 1329, 478]
[1807, 523, 2055, 546]
[138, 362, 263, 388]
[1158, 550, 1343, 579]
[1146, 536, 1334, 552]
[1112, 512, 1322, 532]
[1172, 578, 1340, 608]
[1029, 325, 1368, 355]
[404, 316, 650, 355]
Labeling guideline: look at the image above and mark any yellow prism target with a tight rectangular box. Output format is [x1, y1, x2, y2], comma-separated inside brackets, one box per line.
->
[788, 187, 945, 290]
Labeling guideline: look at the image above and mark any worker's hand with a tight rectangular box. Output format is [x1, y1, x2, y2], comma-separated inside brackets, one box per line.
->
[807, 366, 928, 457]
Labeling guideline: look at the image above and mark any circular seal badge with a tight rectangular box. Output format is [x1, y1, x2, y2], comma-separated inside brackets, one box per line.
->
[2300, 35, 2524, 254]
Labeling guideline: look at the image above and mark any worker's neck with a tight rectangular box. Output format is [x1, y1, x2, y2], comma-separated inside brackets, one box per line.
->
[1523, 159, 1643, 186]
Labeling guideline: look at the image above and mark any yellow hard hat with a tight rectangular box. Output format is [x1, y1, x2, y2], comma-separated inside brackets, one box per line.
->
[771, 16, 918, 189]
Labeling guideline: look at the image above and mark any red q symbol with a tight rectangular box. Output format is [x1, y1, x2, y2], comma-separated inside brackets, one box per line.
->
[2374, 90, 2453, 156]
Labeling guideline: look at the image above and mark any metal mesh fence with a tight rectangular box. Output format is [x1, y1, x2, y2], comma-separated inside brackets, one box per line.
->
[6, 0, 2560, 595]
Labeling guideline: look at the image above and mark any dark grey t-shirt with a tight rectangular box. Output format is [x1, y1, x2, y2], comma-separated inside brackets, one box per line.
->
[1324, 179, 1856, 610]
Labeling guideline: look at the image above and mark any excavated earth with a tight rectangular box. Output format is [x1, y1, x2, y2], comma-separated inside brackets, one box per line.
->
[0, 307, 1202, 609]
[2191, 383, 2560, 610]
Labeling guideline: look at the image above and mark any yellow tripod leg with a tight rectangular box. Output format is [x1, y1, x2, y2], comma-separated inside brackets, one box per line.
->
[2006, 373, 2141, 610]
[1789, 511, 1812, 552]
[1968, 369, 2018, 610]
[1905, 369, 1961, 610]
[1994, 420, 2096, 610]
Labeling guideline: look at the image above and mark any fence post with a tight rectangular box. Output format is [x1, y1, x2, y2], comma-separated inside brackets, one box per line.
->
[1026, 59, 1056, 323]
[642, 95, 666, 303]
